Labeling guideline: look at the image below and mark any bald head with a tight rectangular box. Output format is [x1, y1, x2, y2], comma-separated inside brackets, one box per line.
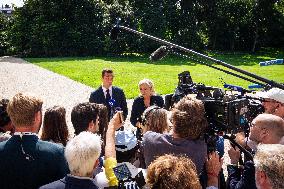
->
[255, 114, 284, 134]
[249, 114, 284, 144]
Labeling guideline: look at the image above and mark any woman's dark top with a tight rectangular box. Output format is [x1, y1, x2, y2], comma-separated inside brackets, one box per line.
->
[130, 95, 164, 126]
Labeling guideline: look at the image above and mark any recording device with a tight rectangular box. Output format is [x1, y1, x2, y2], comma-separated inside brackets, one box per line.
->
[165, 71, 264, 134]
[117, 111, 124, 124]
[113, 163, 146, 188]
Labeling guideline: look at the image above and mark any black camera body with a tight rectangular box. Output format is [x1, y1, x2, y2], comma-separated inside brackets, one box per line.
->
[203, 97, 250, 134]
[165, 71, 264, 134]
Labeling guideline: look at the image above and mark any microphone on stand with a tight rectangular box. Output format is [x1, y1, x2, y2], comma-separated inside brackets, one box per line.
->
[149, 46, 171, 61]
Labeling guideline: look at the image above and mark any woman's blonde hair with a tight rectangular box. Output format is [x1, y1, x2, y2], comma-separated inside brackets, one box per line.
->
[138, 79, 155, 95]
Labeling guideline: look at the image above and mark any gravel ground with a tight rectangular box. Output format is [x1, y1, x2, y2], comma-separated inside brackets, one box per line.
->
[0, 56, 230, 176]
[0, 56, 134, 135]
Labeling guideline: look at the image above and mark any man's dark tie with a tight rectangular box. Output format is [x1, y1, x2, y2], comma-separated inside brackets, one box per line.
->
[106, 89, 111, 120]
[106, 89, 111, 103]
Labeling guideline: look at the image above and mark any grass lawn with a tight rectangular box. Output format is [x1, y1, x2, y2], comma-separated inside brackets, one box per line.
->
[26, 49, 284, 99]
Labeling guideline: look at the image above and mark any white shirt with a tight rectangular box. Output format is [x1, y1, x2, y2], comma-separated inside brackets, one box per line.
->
[102, 85, 113, 99]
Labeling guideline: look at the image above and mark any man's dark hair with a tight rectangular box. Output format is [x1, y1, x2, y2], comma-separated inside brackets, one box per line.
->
[71, 102, 99, 135]
[0, 98, 11, 128]
[102, 68, 113, 78]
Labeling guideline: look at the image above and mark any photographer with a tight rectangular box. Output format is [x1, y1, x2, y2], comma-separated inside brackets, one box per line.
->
[227, 114, 284, 189]
[142, 95, 207, 174]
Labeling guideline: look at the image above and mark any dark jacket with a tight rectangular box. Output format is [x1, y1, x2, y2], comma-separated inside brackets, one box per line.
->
[0, 135, 69, 189]
[130, 95, 164, 126]
[39, 174, 99, 189]
[89, 86, 128, 120]
[227, 161, 257, 189]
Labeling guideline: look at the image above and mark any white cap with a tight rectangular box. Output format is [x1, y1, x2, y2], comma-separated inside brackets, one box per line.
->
[115, 130, 137, 152]
[257, 88, 284, 104]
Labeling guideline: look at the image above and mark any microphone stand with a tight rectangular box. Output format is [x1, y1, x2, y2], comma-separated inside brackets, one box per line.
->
[113, 19, 284, 90]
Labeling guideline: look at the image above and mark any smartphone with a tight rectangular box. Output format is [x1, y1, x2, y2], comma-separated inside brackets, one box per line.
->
[117, 111, 124, 123]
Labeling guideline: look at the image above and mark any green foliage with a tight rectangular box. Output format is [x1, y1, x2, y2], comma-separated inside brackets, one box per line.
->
[27, 49, 284, 99]
[103, 0, 138, 54]
[9, 0, 107, 57]
[0, 13, 12, 55]
[2, 0, 284, 56]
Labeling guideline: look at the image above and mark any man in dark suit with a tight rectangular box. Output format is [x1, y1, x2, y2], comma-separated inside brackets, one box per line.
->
[89, 68, 128, 120]
[0, 93, 69, 189]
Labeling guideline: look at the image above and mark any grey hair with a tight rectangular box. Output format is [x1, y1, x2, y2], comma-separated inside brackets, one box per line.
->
[65, 131, 101, 177]
[254, 144, 284, 189]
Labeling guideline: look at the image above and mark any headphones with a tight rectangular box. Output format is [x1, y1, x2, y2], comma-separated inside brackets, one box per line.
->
[141, 106, 162, 126]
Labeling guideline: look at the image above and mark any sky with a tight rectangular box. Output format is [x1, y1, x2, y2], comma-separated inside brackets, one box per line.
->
[1, 0, 24, 7]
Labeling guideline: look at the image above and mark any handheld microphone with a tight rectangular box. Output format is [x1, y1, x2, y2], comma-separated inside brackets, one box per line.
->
[108, 99, 116, 118]
[110, 18, 121, 40]
[149, 46, 170, 61]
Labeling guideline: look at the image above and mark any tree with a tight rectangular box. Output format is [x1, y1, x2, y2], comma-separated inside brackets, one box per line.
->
[10, 0, 107, 57]
[0, 13, 11, 56]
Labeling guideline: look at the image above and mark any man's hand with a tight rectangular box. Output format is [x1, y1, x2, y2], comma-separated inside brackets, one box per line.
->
[109, 112, 123, 130]
[206, 152, 223, 187]
[228, 146, 240, 164]
[206, 152, 222, 176]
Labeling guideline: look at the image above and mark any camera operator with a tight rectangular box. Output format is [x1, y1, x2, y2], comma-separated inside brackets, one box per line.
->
[142, 95, 207, 174]
[227, 114, 284, 189]
[257, 87, 284, 119]
[244, 88, 284, 151]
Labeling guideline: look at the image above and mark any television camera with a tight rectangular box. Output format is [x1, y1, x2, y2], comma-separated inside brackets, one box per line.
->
[165, 71, 264, 135]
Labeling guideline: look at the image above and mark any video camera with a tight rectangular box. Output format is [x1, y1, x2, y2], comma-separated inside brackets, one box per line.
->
[165, 71, 264, 134]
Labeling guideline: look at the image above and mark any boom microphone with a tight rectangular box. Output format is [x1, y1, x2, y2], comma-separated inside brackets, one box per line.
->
[110, 18, 121, 40]
[149, 46, 170, 61]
